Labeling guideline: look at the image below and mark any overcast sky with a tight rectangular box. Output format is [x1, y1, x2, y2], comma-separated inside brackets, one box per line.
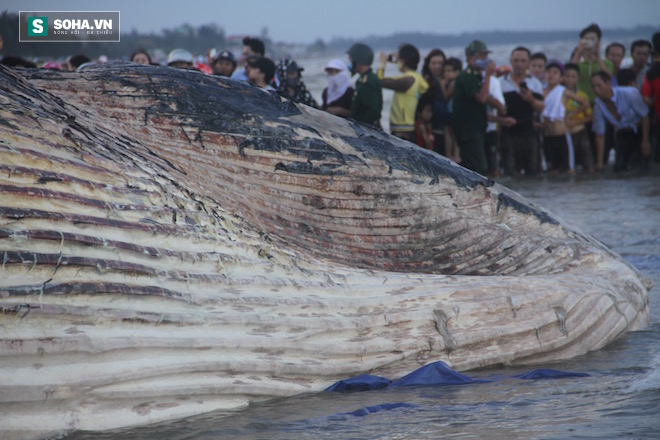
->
[5, 0, 659, 44]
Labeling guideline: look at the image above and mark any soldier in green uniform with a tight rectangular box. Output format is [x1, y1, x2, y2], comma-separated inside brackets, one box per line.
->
[347, 43, 383, 129]
[451, 40, 497, 176]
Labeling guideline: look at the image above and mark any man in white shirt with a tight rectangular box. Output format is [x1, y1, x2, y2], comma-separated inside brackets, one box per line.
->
[499, 47, 545, 176]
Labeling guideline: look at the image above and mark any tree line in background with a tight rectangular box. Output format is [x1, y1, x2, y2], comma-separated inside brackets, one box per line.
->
[325, 26, 657, 53]
[1, 11, 656, 62]
[0, 11, 237, 60]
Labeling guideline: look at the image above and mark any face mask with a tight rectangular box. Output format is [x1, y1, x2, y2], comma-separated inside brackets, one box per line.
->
[347, 62, 356, 75]
[474, 58, 491, 70]
[286, 77, 300, 88]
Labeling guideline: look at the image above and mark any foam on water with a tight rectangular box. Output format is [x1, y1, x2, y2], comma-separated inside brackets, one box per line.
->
[626, 351, 660, 393]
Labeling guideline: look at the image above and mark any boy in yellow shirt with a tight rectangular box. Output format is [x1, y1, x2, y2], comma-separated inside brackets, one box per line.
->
[563, 63, 595, 172]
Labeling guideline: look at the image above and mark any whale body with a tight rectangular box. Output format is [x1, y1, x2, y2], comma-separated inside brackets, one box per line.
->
[0, 64, 650, 438]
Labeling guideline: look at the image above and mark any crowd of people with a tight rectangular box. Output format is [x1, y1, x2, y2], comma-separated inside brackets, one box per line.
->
[2, 24, 659, 178]
[402, 23, 659, 178]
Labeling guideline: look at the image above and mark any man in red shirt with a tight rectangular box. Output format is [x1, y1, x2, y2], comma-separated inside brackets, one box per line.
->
[641, 31, 660, 162]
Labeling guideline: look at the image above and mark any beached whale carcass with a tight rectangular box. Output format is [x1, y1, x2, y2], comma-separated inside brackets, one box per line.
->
[0, 63, 651, 438]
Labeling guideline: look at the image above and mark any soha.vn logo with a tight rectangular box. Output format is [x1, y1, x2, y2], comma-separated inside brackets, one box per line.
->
[28, 16, 48, 36]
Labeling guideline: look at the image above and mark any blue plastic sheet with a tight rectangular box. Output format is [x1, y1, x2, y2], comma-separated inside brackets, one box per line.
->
[391, 361, 490, 386]
[325, 374, 391, 392]
[326, 361, 590, 392]
[320, 362, 592, 422]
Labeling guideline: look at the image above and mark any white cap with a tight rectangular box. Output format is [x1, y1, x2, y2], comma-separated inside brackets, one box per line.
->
[325, 59, 347, 71]
[167, 48, 193, 65]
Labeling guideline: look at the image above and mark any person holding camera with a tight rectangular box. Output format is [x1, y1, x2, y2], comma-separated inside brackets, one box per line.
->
[569, 23, 614, 170]
[450, 40, 497, 176]
[377, 44, 429, 142]
[570, 23, 613, 105]
[499, 47, 545, 176]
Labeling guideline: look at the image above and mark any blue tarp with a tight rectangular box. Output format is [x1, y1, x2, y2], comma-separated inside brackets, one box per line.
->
[326, 361, 590, 393]
[390, 361, 490, 387]
[325, 374, 391, 392]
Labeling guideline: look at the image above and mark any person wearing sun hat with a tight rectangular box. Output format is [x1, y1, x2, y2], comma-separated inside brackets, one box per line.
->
[322, 59, 354, 117]
[451, 39, 496, 176]
[167, 48, 194, 70]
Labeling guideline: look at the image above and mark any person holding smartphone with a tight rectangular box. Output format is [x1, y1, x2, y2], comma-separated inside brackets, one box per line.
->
[569, 23, 614, 170]
[499, 47, 545, 177]
[570, 23, 613, 105]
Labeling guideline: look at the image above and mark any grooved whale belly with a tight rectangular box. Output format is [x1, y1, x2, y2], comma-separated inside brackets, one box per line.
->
[0, 64, 651, 437]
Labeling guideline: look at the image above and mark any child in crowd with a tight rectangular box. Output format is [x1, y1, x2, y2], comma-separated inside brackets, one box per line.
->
[562, 63, 594, 172]
[530, 52, 547, 87]
[415, 95, 435, 150]
[442, 57, 462, 163]
[542, 60, 590, 174]
[531, 52, 548, 169]
[617, 68, 638, 87]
